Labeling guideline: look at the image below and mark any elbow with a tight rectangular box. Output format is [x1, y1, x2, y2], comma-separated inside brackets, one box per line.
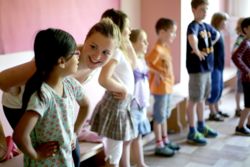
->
[0, 80, 9, 92]
[13, 130, 19, 146]
[98, 76, 108, 88]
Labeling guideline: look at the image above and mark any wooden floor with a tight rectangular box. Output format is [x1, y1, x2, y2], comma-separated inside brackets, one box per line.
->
[143, 91, 250, 167]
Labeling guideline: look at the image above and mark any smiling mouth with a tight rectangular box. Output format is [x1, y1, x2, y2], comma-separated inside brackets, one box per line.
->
[88, 56, 101, 65]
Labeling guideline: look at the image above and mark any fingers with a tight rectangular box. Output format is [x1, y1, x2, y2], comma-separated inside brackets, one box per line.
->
[112, 92, 124, 99]
[36, 141, 59, 159]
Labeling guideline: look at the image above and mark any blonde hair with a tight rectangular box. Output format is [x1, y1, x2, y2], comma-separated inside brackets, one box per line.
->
[85, 18, 121, 48]
[130, 29, 146, 43]
[211, 12, 229, 30]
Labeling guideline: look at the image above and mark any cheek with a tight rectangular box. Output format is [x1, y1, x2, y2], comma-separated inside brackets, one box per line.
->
[99, 54, 110, 64]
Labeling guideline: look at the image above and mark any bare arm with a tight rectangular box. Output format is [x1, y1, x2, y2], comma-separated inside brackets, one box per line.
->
[74, 97, 90, 135]
[99, 59, 126, 93]
[188, 34, 207, 60]
[13, 111, 58, 160]
[0, 60, 36, 91]
[123, 39, 138, 69]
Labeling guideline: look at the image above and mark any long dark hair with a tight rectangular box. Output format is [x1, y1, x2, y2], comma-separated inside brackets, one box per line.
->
[22, 28, 77, 111]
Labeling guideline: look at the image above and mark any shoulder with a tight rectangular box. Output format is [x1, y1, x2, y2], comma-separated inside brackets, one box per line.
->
[187, 21, 200, 34]
[112, 48, 124, 62]
[64, 76, 82, 88]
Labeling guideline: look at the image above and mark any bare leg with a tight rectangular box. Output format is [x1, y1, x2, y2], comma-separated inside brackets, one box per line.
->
[131, 136, 148, 167]
[238, 108, 250, 128]
[161, 121, 167, 138]
[186, 100, 196, 127]
[215, 103, 219, 112]
[120, 141, 131, 167]
[153, 121, 162, 143]
[209, 103, 216, 114]
[196, 101, 204, 122]
[235, 92, 242, 110]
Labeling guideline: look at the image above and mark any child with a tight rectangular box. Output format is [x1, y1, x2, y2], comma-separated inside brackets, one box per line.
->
[0, 18, 120, 167]
[233, 17, 245, 117]
[186, 0, 220, 145]
[232, 17, 250, 136]
[90, 9, 137, 167]
[13, 28, 90, 166]
[130, 29, 151, 167]
[207, 12, 229, 122]
[145, 18, 179, 157]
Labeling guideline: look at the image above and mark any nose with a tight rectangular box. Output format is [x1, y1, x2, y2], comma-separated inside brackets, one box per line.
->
[92, 50, 102, 60]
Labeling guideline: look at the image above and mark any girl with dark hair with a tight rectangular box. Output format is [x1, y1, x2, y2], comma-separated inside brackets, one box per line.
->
[13, 28, 89, 167]
[0, 18, 120, 167]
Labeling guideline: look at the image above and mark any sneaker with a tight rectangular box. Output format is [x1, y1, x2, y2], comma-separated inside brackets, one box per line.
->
[165, 142, 180, 151]
[155, 147, 175, 157]
[187, 132, 207, 145]
[208, 113, 224, 122]
[235, 126, 250, 136]
[235, 109, 242, 117]
[218, 111, 229, 118]
[198, 125, 218, 138]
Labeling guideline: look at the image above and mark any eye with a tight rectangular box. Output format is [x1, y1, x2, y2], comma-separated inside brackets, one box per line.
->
[90, 44, 97, 50]
[102, 50, 111, 57]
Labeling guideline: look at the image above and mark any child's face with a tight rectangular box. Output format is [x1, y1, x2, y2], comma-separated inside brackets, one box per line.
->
[192, 4, 208, 21]
[133, 31, 149, 56]
[161, 24, 177, 44]
[79, 32, 116, 69]
[244, 26, 250, 39]
[64, 51, 80, 74]
[219, 20, 227, 31]
[122, 18, 131, 40]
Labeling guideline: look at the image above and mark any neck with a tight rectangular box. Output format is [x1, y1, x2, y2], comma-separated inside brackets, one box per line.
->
[46, 73, 64, 96]
[194, 18, 203, 23]
[72, 68, 93, 84]
[158, 39, 168, 47]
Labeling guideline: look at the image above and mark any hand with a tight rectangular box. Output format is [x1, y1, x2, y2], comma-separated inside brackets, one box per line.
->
[197, 51, 207, 61]
[35, 141, 59, 160]
[71, 136, 76, 150]
[112, 90, 127, 100]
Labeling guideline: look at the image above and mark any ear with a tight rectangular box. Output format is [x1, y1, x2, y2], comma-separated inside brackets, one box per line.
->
[58, 57, 66, 68]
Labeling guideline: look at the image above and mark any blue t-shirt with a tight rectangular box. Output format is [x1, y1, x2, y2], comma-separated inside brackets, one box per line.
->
[213, 32, 225, 70]
[186, 21, 218, 73]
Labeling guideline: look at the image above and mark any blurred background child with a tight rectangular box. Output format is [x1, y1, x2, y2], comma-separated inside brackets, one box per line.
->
[146, 18, 180, 157]
[130, 29, 151, 167]
[232, 17, 250, 136]
[232, 17, 245, 117]
[13, 28, 89, 166]
[207, 12, 229, 122]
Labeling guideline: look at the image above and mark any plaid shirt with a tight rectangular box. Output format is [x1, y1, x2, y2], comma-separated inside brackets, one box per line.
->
[232, 39, 250, 82]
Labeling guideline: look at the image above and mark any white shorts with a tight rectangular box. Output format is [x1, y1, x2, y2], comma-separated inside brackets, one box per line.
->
[104, 138, 123, 165]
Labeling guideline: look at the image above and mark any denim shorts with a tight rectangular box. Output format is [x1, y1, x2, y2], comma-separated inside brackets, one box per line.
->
[189, 72, 211, 102]
[131, 107, 151, 135]
[152, 94, 172, 123]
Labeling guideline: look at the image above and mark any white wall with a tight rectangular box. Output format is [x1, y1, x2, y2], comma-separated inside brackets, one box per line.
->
[229, 0, 250, 17]
[120, 0, 141, 28]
